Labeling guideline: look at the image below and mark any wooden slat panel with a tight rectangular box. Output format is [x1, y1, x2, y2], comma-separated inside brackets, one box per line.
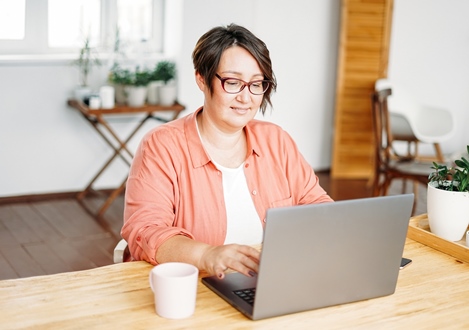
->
[331, 0, 393, 178]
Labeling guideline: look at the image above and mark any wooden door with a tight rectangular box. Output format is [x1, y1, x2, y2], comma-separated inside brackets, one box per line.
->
[331, 0, 393, 178]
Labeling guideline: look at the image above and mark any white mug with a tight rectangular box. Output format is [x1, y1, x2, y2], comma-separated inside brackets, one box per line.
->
[466, 230, 469, 247]
[149, 262, 199, 319]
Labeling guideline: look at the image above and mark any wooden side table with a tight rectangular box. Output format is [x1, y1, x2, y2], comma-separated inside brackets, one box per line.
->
[67, 99, 185, 217]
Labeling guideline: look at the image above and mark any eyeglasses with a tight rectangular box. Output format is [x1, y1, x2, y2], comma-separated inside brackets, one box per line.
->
[215, 74, 271, 95]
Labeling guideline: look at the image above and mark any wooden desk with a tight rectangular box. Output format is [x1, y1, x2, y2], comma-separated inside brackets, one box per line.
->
[67, 99, 185, 216]
[1, 239, 469, 328]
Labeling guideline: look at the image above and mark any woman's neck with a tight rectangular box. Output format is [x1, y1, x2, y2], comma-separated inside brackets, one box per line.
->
[197, 111, 247, 168]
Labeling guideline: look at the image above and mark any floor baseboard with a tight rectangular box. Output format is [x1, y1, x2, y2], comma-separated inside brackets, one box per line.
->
[0, 189, 118, 205]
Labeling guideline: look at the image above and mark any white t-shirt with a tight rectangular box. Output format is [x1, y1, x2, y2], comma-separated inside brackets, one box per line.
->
[213, 161, 264, 245]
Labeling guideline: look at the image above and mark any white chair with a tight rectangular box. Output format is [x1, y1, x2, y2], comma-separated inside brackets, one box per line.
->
[375, 78, 455, 162]
[371, 88, 434, 214]
[113, 239, 129, 263]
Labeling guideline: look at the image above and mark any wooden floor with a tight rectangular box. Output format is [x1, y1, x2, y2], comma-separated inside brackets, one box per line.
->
[0, 171, 427, 281]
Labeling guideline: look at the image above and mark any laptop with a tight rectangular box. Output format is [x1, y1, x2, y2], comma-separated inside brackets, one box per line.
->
[202, 194, 414, 320]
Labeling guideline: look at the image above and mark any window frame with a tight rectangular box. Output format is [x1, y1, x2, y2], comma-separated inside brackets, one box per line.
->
[0, 0, 165, 57]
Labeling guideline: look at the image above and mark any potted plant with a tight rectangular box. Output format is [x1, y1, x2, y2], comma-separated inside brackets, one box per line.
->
[108, 64, 132, 104]
[427, 145, 469, 241]
[125, 67, 152, 107]
[152, 60, 177, 106]
[72, 36, 101, 101]
[146, 64, 164, 105]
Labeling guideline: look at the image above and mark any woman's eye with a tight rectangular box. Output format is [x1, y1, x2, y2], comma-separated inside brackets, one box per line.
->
[226, 80, 241, 86]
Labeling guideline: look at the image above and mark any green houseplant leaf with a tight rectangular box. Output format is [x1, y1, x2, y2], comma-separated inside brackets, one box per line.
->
[152, 61, 176, 84]
[428, 145, 469, 192]
[108, 65, 152, 86]
[72, 36, 101, 87]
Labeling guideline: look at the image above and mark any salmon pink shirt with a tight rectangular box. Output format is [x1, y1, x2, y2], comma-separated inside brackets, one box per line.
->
[122, 107, 333, 264]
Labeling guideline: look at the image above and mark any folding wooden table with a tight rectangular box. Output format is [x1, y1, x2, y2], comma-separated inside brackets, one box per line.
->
[67, 99, 185, 216]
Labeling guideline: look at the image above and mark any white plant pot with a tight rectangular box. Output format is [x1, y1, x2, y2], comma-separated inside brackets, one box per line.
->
[126, 86, 148, 107]
[159, 84, 177, 106]
[114, 84, 127, 104]
[427, 181, 469, 241]
[147, 81, 163, 105]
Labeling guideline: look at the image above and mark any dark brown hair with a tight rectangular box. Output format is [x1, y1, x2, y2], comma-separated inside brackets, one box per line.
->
[192, 23, 277, 114]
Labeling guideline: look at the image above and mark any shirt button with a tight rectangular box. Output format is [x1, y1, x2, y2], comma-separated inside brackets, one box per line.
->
[252, 190, 257, 195]
[136, 236, 141, 242]
[245, 163, 249, 168]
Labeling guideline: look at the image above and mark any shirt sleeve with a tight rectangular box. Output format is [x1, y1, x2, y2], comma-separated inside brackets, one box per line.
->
[121, 129, 194, 265]
[281, 129, 334, 205]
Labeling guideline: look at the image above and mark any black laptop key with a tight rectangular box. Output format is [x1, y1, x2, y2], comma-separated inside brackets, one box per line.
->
[233, 288, 256, 305]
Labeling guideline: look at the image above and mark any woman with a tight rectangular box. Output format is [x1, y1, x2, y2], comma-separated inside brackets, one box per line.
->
[122, 24, 333, 280]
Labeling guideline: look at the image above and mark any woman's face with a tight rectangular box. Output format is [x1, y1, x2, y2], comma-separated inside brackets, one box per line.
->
[196, 45, 264, 133]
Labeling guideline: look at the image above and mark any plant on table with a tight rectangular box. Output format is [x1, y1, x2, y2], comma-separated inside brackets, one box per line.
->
[151, 60, 177, 106]
[152, 60, 176, 84]
[427, 145, 469, 242]
[108, 64, 132, 104]
[108, 64, 132, 85]
[123, 67, 152, 107]
[72, 35, 102, 88]
[428, 145, 469, 192]
[131, 68, 152, 86]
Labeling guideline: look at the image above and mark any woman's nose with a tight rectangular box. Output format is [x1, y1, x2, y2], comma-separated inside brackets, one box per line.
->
[236, 86, 251, 102]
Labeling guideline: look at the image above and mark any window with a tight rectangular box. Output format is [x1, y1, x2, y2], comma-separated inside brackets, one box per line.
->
[117, 0, 153, 43]
[48, 0, 101, 48]
[0, 0, 164, 56]
[0, 0, 26, 40]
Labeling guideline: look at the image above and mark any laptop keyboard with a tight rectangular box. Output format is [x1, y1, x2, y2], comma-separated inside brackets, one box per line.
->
[233, 288, 256, 306]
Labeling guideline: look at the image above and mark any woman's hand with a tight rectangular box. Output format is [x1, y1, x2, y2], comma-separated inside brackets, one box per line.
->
[156, 236, 260, 279]
[199, 244, 260, 279]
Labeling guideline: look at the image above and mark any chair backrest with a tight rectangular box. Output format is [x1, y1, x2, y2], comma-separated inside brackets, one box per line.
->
[375, 78, 419, 118]
[375, 78, 417, 141]
[375, 78, 454, 143]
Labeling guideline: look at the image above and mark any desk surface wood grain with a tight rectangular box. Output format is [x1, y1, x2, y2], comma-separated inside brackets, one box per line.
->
[1, 238, 469, 329]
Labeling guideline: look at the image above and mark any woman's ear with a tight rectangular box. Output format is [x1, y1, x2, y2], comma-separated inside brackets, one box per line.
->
[195, 71, 206, 92]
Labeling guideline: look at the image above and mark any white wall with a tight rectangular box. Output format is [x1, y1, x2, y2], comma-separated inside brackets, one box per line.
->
[388, 0, 469, 156]
[177, 0, 340, 170]
[0, 0, 340, 197]
[1, 0, 468, 198]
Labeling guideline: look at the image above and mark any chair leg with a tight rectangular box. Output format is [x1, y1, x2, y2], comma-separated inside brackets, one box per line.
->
[433, 143, 444, 163]
[401, 179, 408, 194]
[382, 176, 392, 196]
[372, 173, 381, 197]
[414, 141, 419, 159]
